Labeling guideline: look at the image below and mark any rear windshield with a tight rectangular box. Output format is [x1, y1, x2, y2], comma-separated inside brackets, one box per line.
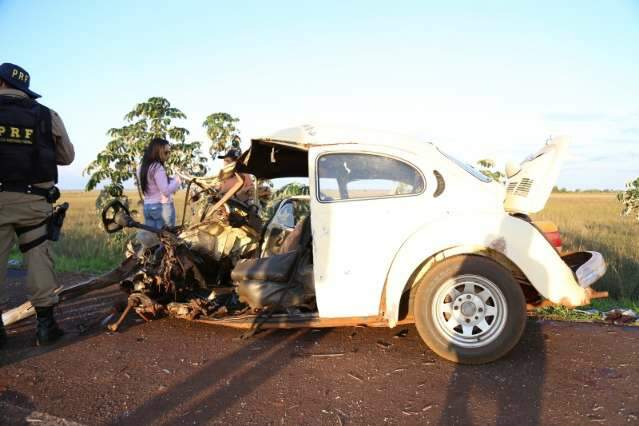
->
[437, 148, 492, 183]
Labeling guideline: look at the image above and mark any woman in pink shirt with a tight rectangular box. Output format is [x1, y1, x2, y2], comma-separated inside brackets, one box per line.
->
[139, 138, 181, 228]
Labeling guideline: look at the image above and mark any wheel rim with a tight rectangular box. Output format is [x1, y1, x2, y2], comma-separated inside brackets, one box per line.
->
[431, 274, 508, 348]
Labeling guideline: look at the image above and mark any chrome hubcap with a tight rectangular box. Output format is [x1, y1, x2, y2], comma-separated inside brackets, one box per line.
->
[432, 274, 507, 348]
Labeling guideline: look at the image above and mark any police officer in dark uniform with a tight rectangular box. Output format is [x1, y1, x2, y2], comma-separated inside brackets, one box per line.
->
[0, 63, 75, 347]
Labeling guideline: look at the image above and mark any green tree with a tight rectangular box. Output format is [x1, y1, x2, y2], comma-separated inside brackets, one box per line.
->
[202, 112, 241, 158]
[84, 97, 207, 204]
[477, 159, 505, 183]
[262, 182, 310, 219]
[619, 177, 639, 222]
[272, 182, 310, 199]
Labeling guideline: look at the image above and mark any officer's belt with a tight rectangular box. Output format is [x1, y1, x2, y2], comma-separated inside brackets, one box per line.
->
[0, 182, 53, 199]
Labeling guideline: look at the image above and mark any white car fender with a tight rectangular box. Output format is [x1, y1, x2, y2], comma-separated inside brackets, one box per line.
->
[383, 213, 589, 327]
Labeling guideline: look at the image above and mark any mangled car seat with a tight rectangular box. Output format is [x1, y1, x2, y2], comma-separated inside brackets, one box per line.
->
[232, 217, 314, 309]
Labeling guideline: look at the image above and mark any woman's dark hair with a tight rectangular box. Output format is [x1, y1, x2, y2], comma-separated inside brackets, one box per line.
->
[140, 138, 170, 194]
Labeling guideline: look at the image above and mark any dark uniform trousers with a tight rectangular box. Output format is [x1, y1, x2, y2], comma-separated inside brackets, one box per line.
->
[0, 191, 58, 309]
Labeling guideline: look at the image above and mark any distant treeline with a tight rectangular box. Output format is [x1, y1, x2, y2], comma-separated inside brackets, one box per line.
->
[552, 186, 620, 193]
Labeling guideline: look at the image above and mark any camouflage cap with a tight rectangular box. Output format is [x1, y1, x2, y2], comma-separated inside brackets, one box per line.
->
[217, 147, 242, 160]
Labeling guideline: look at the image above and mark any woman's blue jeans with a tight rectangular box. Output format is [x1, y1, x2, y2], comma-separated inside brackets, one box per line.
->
[143, 202, 176, 229]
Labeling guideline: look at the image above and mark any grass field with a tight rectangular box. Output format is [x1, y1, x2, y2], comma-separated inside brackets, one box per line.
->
[533, 193, 639, 302]
[9, 191, 155, 273]
[8, 191, 638, 307]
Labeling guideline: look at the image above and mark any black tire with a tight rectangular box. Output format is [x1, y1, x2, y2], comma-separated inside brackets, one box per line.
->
[413, 255, 526, 364]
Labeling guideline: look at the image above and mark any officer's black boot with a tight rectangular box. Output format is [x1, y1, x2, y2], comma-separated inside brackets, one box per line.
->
[0, 311, 7, 349]
[35, 306, 64, 346]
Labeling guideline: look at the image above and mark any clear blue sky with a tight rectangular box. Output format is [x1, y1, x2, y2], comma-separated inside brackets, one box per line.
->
[1, 0, 637, 189]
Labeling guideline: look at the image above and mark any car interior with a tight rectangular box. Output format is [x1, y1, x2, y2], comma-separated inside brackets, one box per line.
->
[232, 141, 316, 311]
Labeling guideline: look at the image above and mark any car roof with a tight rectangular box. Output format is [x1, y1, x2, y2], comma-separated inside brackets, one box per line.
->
[239, 125, 446, 179]
[254, 125, 436, 154]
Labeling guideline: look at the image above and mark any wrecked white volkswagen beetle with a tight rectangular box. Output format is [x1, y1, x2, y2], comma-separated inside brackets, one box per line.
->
[227, 126, 607, 363]
[3, 126, 608, 364]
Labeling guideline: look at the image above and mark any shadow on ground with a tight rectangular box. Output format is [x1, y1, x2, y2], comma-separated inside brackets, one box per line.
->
[113, 328, 330, 425]
[439, 319, 546, 425]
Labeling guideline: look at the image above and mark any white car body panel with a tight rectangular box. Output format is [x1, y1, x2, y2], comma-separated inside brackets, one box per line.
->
[504, 136, 570, 214]
[308, 144, 434, 318]
[383, 213, 590, 327]
[249, 126, 603, 324]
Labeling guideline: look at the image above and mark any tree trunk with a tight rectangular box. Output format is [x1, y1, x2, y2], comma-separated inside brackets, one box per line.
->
[133, 170, 144, 204]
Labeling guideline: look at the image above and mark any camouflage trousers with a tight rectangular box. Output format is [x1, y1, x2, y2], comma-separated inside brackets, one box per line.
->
[0, 192, 58, 310]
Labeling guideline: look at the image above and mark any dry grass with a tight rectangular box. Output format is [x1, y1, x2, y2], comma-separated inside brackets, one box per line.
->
[10, 191, 638, 303]
[534, 193, 639, 300]
[9, 191, 187, 273]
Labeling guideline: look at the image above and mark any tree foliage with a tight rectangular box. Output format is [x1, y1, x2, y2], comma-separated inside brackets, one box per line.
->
[618, 177, 639, 222]
[84, 97, 208, 203]
[273, 182, 310, 199]
[202, 112, 241, 158]
[477, 159, 505, 183]
[262, 182, 310, 219]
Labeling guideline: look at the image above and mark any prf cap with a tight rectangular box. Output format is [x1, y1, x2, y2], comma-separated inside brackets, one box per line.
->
[0, 63, 41, 99]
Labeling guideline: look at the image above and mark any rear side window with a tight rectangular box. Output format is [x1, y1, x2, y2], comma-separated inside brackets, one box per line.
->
[437, 148, 492, 183]
[317, 153, 425, 202]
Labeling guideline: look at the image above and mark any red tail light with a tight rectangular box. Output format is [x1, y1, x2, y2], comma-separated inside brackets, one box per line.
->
[532, 220, 562, 252]
[544, 230, 562, 250]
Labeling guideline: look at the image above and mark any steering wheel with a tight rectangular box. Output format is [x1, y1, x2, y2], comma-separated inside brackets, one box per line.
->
[101, 200, 132, 233]
[225, 197, 254, 216]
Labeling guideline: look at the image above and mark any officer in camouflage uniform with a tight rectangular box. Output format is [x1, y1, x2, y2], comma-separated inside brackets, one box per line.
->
[0, 63, 75, 346]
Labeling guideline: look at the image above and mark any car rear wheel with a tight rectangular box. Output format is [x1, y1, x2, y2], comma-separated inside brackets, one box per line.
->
[413, 255, 526, 364]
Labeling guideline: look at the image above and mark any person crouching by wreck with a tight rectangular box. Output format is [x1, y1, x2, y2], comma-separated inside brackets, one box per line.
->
[215, 147, 254, 204]
[0, 63, 75, 347]
[139, 138, 181, 228]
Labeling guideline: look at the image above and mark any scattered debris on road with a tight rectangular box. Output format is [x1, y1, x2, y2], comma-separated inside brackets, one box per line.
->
[297, 352, 346, 358]
[393, 328, 409, 338]
[376, 340, 392, 349]
[603, 309, 637, 324]
[535, 306, 639, 326]
[347, 372, 364, 382]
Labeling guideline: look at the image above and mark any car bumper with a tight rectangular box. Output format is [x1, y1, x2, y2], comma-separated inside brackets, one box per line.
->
[560, 251, 607, 289]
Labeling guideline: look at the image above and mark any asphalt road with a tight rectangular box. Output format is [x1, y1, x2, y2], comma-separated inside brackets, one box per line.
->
[1, 271, 638, 425]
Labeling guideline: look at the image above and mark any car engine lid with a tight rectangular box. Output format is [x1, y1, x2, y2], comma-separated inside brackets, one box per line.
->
[504, 136, 570, 214]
